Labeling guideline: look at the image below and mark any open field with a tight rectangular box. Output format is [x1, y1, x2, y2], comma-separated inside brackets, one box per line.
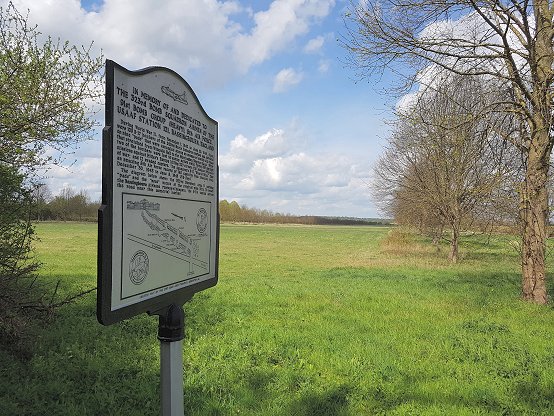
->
[2, 222, 554, 415]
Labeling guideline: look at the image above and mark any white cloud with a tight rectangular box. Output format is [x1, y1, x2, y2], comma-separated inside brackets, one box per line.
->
[238, 152, 353, 193]
[233, 0, 336, 71]
[220, 128, 289, 172]
[4, 0, 379, 217]
[45, 157, 102, 200]
[273, 67, 304, 92]
[219, 127, 372, 216]
[304, 35, 325, 53]
[318, 59, 330, 73]
[7, 0, 336, 87]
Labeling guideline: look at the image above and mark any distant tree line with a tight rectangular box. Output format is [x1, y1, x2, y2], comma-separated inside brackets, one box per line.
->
[219, 200, 388, 226]
[31, 190, 388, 226]
[32, 184, 99, 222]
[31, 193, 387, 226]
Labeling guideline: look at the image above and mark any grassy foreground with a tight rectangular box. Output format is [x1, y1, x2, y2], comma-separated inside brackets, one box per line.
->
[1, 223, 554, 415]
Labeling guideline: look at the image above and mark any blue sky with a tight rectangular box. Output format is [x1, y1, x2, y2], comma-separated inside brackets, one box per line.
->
[10, 0, 394, 217]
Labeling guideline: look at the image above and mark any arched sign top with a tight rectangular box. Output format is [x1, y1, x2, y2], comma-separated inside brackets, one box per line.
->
[105, 59, 217, 125]
[98, 59, 219, 325]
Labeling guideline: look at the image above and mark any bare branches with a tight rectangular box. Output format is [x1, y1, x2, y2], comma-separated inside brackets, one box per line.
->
[373, 75, 521, 261]
[347, 0, 554, 301]
[342, 0, 546, 111]
[19, 285, 96, 313]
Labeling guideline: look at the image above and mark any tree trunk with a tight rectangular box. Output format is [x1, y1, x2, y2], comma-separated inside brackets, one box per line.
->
[519, 1, 553, 304]
[449, 227, 459, 264]
[520, 129, 550, 304]
[432, 224, 444, 247]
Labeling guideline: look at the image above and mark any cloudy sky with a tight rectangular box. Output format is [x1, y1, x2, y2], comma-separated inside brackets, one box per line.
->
[9, 0, 394, 218]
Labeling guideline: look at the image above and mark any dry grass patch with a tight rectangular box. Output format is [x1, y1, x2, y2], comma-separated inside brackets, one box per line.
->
[379, 228, 437, 256]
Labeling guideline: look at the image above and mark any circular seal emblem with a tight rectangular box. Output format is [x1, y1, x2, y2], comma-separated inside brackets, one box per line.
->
[129, 250, 149, 285]
[196, 208, 208, 234]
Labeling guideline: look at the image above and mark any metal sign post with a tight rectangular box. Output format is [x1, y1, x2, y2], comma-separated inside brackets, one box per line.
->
[153, 303, 187, 416]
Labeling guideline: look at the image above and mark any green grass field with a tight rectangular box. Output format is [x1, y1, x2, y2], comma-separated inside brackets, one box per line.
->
[2, 222, 554, 415]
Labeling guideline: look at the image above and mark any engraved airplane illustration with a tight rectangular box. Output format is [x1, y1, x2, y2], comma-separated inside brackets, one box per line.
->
[161, 85, 188, 105]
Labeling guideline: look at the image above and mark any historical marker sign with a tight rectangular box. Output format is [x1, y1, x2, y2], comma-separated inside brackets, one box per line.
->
[98, 60, 219, 325]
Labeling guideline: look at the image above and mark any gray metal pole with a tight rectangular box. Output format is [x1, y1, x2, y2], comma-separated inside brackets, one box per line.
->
[157, 304, 185, 416]
[160, 338, 184, 416]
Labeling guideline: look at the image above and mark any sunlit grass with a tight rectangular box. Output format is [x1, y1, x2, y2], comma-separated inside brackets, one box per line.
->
[1, 222, 554, 415]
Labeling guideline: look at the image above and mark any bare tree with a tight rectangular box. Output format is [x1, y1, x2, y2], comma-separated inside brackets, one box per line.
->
[31, 183, 52, 221]
[373, 75, 513, 262]
[344, 0, 553, 303]
[71, 190, 89, 221]
[386, 175, 447, 242]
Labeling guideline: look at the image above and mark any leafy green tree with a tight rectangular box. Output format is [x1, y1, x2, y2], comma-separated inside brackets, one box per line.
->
[229, 201, 241, 222]
[49, 187, 75, 221]
[0, 164, 39, 357]
[0, 2, 102, 357]
[219, 199, 230, 221]
[0, 2, 102, 172]
[70, 190, 90, 221]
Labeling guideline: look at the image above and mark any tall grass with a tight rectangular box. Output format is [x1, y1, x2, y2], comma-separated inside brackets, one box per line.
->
[1, 223, 553, 415]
